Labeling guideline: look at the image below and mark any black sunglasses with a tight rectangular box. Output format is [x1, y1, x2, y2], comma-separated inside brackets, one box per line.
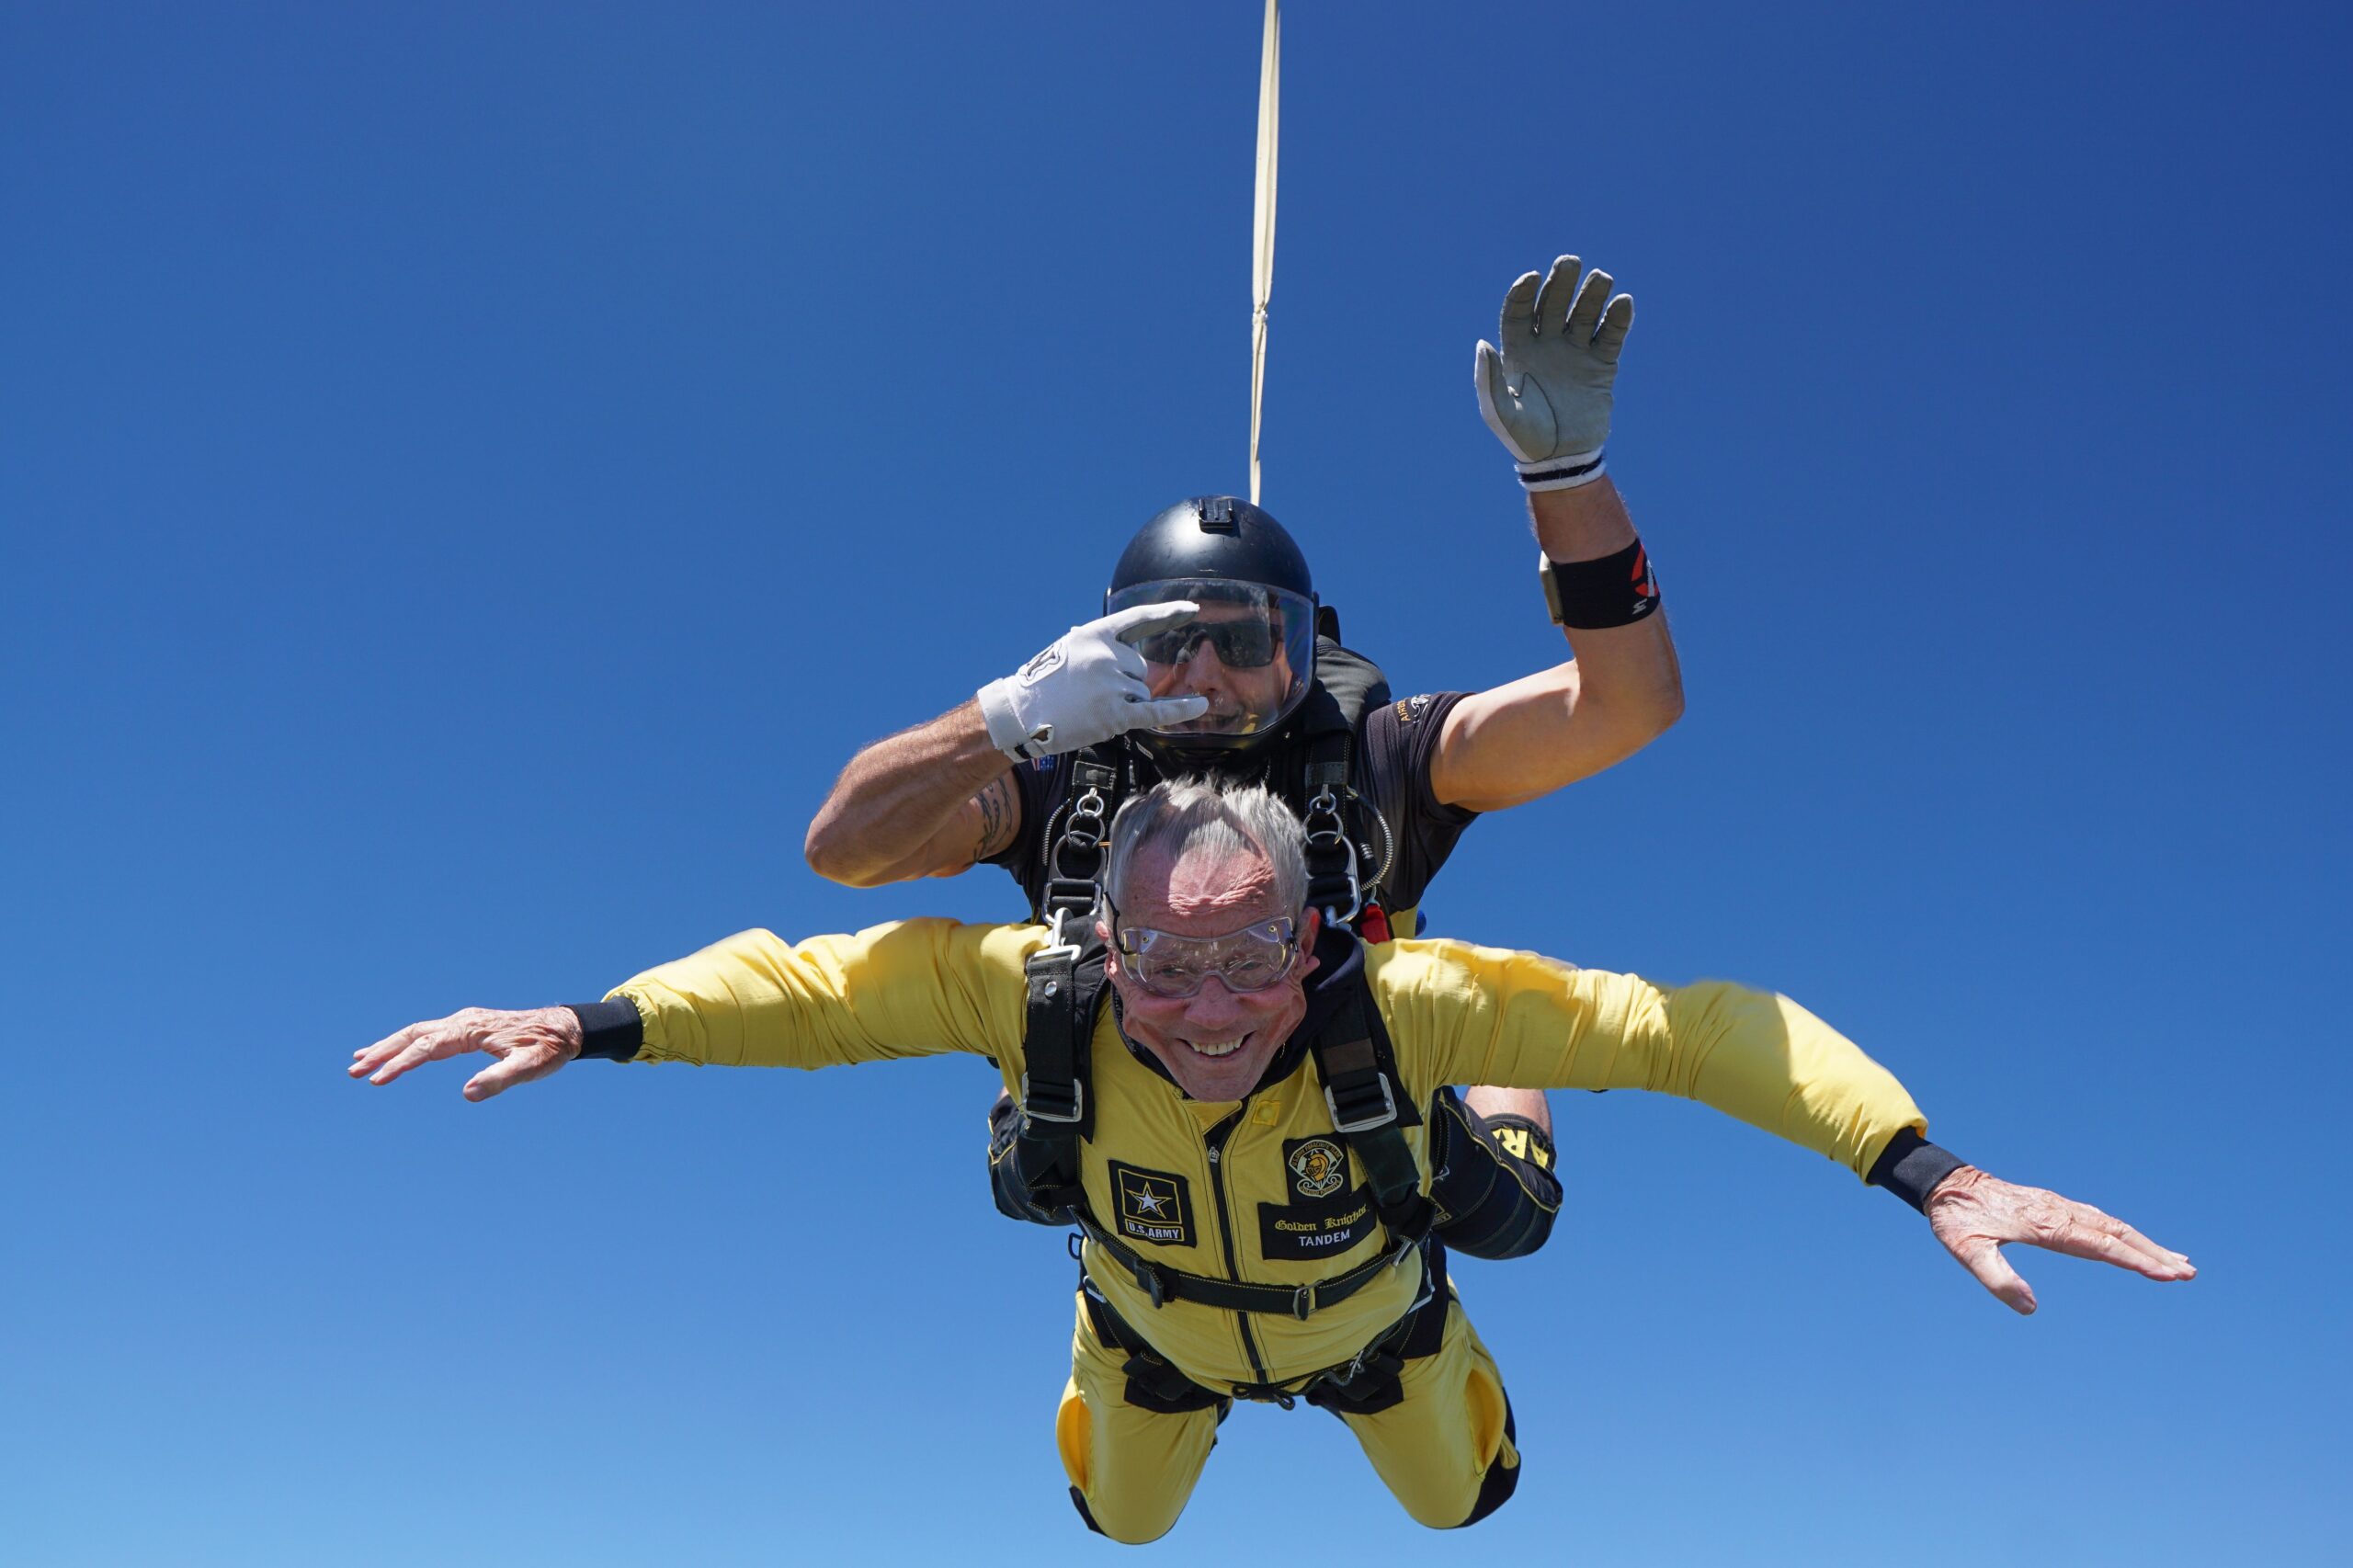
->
[1135, 619, 1280, 670]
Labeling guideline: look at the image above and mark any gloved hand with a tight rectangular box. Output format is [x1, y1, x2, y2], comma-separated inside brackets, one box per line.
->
[1474, 255, 1633, 491]
[976, 602, 1212, 760]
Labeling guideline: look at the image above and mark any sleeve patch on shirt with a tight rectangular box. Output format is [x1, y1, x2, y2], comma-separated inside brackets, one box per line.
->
[1108, 1161, 1197, 1248]
[1392, 693, 1438, 725]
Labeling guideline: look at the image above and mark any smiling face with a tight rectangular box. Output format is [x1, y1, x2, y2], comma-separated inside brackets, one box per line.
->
[1102, 841, 1321, 1102]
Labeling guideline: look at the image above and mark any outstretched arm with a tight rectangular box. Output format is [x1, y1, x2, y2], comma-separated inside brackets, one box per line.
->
[1433, 256, 1684, 812]
[349, 1006, 582, 1100]
[1923, 1165, 2196, 1313]
[348, 920, 1043, 1097]
[1392, 946, 2197, 1313]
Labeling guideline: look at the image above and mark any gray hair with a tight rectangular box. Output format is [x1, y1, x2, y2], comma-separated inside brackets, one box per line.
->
[1101, 779, 1307, 919]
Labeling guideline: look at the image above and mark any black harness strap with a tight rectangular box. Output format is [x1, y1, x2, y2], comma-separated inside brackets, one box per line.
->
[1075, 1209, 1421, 1321]
[1309, 980, 1434, 1247]
[1301, 738, 1360, 924]
[1011, 756, 1122, 1216]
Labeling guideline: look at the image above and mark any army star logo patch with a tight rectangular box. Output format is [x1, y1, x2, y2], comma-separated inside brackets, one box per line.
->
[1108, 1161, 1196, 1248]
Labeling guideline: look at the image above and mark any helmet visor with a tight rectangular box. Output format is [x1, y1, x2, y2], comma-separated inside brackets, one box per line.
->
[1107, 578, 1315, 741]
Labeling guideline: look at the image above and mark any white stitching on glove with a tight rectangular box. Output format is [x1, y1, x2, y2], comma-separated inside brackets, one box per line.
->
[975, 602, 1212, 761]
[1474, 255, 1634, 491]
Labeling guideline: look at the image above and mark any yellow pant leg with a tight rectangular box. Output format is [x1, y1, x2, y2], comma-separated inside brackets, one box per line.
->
[1332, 1298, 1521, 1529]
[1054, 1290, 1223, 1544]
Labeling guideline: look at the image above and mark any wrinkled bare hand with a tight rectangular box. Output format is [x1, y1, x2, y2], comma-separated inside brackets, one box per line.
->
[348, 1006, 583, 1101]
[1926, 1165, 2195, 1314]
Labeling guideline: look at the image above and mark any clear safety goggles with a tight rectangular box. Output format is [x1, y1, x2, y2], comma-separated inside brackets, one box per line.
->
[1109, 912, 1299, 1000]
[1106, 579, 1314, 741]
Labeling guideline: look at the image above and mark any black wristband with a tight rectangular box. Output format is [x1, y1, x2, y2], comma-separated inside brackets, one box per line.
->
[565, 999, 644, 1062]
[1866, 1127, 1969, 1213]
[1540, 538, 1660, 629]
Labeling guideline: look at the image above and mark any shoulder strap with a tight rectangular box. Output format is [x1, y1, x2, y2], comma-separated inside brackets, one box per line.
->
[1013, 918, 1112, 1216]
[1013, 751, 1123, 1208]
[1309, 633, 1392, 733]
[1036, 752, 1120, 926]
[1293, 636, 1393, 925]
[1309, 972, 1432, 1247]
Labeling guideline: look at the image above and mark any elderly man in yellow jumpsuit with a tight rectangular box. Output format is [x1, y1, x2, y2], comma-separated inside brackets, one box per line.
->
[352, 781, 2194, 1543]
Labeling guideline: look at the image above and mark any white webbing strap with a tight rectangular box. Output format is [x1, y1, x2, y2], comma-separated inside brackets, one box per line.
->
[1249, 0, 1279, 506]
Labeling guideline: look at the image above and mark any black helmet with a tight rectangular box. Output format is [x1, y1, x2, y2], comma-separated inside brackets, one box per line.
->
[1104, 496, 1318, 758]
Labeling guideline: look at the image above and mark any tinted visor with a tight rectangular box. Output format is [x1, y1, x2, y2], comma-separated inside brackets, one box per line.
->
[1107, 578, 1314, 741]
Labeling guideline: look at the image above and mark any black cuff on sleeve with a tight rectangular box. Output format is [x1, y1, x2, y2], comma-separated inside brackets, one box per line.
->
[565, 999, 643, 1062]
[1866, 1128, 1967, 1212]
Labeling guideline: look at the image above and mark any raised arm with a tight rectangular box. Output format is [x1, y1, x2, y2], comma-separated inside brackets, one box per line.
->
[1431, 256, 1685, 813]
[803, 603, 1211, 887]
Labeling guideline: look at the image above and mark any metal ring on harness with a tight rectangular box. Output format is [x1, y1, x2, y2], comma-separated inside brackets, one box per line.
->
[1303, 785, 1363, 926]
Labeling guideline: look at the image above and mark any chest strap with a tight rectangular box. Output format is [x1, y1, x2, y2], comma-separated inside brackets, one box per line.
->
[1075, 1211, 1424, 1321]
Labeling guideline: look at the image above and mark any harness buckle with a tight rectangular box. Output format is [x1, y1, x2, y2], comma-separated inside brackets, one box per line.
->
[1315, 851, 1363, 928]
[1290, 1284, 1314, 1321]
[1020, 1072, 1084, 1125]
[1324, 1072, 1397, 1134]
[1040, 888, 1098, 949]
[1138, 1261, 1169, 1309]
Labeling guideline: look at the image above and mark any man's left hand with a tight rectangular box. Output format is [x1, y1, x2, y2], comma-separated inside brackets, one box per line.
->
[1926, 1165, 2196, 1314]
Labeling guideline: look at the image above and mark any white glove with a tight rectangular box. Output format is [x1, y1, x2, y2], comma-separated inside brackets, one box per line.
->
[1474, 255, 1633, 491]
[976, 602, 1212, 760]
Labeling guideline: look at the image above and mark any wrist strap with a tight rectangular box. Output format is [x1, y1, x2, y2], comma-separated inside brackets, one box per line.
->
[1516, 446, 1607, 492]
[977, 678, 1051, 761]
[567, 998, 644, 1062]
[1539, 539, 1659, 629]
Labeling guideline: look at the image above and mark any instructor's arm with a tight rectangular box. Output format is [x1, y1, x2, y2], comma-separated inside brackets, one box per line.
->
[1433, 256, 1685, 813]
[804, 700, 1023, 887]
[804, 603, 1208, 887]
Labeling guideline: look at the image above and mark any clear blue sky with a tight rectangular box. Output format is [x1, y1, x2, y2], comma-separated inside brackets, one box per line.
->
[4, 4, 2347, 1563]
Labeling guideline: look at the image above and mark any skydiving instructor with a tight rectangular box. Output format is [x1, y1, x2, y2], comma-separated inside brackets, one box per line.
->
[802, 256, 1679, 1256]
[802, 253, 1676, 893]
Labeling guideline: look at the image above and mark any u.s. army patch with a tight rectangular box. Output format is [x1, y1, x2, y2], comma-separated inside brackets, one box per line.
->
[1108, 1161, 1196, 1248]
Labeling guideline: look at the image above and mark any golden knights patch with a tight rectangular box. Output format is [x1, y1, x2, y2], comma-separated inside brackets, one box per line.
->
[1257, 1135, 1377, 1261]
[1287, 1136, 1347, 1199]
[1108, 1161, 1196, 1248]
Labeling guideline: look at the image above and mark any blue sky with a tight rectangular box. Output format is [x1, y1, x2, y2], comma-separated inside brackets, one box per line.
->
[4, 3, 2347, 1562]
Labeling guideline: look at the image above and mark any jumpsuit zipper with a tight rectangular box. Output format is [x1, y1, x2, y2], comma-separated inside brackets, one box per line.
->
[1202, 1111, 1268, 1384]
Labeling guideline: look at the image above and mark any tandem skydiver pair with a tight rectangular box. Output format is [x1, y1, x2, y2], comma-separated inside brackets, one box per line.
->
[801, 255, 1681, 1272]
[351, 256, 2188, 1540]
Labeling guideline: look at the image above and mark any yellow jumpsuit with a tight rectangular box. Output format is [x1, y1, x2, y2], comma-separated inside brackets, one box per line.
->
[612, 919, 1927, 1542]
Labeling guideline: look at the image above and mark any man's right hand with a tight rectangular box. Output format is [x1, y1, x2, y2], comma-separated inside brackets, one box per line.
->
[348, 1006, 582, 1101]
[975, 602, 1211, 760]
[1475, 255, 1633, 491]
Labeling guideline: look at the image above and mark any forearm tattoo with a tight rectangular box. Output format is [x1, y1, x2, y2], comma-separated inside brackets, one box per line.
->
[973, 777, 1014, 860]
